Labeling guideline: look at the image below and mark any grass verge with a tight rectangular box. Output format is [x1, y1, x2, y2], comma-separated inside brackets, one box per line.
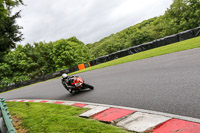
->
[7, 102, 130, 133]
[70, 36, 200, 75]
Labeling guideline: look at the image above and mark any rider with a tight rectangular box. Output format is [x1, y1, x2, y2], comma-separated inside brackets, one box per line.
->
[61, 73, 75, 91]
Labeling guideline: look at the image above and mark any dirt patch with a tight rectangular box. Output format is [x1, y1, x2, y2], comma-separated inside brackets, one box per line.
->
[11, 115, 28, 133]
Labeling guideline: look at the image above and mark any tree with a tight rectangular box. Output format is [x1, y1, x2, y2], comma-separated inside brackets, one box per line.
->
[164, 0, 200, 33]
[131, 30, 153, 46]
[33, 41, 56, 75]
[52, 37, 91, 71]
[2, 45, 31, 84]
[0, 62, 12, 87]
[0, 0, 24, 58]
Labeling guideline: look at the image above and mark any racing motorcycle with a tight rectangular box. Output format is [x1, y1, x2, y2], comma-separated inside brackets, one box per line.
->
[62, 76, 94, 93]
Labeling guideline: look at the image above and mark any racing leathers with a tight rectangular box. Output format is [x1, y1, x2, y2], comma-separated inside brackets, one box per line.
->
[61, 76, 75, 90]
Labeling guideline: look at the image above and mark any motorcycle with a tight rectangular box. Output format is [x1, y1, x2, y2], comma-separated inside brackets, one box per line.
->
[62, 76, 94, 93]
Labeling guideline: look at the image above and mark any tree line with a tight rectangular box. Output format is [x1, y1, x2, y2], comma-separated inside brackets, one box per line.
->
[86, 0, 200, 58]
[0, 0, 200, 87]
[0, 37, 92, 87]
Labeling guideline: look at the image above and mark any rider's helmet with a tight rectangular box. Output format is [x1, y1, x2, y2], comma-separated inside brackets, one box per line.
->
[62, 73, 68, 79]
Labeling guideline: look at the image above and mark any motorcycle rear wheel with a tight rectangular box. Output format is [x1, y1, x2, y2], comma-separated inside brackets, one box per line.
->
[68, 89, 73, 93]
[83, 83, 94, 90]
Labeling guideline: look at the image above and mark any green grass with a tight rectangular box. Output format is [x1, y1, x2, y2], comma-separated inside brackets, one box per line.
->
[7, 102, 130, 133]
[70, 36, 200, 75]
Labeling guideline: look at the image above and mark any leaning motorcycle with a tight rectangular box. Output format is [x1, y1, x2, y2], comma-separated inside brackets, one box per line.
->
[62, 76, 94, 93]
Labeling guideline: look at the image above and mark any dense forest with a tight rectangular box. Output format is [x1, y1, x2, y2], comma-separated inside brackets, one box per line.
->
[0, 0, 200, 87]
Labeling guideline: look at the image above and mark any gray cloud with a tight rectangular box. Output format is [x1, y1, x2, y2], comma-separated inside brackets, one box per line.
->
[15, 0, 173, 45]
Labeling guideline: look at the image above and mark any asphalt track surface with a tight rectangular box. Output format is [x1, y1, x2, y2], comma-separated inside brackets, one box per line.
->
[1, 48, 200, 119]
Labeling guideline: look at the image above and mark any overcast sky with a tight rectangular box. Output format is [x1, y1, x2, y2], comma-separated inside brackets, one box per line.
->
[15, 0, 173, 45]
